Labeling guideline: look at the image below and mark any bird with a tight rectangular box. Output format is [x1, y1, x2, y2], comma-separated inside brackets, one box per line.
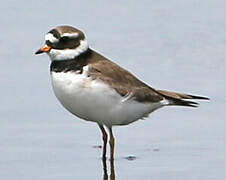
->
[35, 25, 209, 160]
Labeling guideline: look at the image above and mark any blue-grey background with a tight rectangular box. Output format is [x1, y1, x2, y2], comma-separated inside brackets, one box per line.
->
[1, 0, 226, 179]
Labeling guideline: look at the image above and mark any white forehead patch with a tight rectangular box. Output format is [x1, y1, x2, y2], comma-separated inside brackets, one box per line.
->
[61, 32, 79, 39]
[47, 39, 89, 61]
[45, 33, 59, 43]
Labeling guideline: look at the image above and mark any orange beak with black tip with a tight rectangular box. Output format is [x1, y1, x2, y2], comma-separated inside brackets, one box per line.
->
[35, 44, 51, 54]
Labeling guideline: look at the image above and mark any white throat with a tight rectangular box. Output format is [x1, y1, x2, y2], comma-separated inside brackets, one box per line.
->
[47, 39, 89, 61]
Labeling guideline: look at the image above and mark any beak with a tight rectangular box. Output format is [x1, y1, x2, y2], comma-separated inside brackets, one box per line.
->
[35, 44, 51, 54]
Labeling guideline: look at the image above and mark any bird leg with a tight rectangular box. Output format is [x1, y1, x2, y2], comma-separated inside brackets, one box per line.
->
[101, 151, 116, 180]
[108, 127, 115, 161]
[110, 156, 115, 180]
[98, 124, 108, 160]
[102, 157, 108, 180]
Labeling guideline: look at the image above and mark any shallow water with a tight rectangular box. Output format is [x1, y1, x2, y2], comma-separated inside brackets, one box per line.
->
[1, 0, 226, 179]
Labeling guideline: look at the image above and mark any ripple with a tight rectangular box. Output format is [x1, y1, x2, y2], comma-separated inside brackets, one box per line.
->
[124, 155, 137, 161]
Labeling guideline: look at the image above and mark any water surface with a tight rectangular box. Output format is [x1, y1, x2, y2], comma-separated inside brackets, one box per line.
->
[0, 0, 226, 179]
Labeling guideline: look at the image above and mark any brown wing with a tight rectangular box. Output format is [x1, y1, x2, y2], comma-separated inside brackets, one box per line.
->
[157, 90, 209, 100]
[86, 50, 209, 106]
[87, 54, 164, 103]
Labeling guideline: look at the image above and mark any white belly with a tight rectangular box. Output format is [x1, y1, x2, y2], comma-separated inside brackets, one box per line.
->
[50, 67, 163, 127]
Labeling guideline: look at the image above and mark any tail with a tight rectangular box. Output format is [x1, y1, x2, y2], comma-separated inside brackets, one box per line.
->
[157, 90, 209, 108]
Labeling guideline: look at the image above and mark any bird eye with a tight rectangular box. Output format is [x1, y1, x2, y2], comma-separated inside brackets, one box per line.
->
[60, 36, 70, 42]
[45, 40, 52, 46]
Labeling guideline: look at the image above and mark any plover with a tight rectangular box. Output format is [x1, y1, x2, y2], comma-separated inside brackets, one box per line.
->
[35, 25, 208, 160]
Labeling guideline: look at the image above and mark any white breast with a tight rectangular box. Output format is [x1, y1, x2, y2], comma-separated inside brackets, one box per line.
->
[50, 66, 164, 127]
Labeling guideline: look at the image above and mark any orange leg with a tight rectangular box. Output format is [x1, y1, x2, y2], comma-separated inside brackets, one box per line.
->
[98, 124, 108, 159]
[102, 157, 108, 180]
[110, 156, 115, 180]
[108, 127, 115, 160]
[101, 151, 116, 180]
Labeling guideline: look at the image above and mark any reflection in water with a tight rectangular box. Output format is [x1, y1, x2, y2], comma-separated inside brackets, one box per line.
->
[102, 158, 115, 180]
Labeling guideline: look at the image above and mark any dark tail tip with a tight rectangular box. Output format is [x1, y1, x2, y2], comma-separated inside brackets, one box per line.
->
[188, 95, 210, 100]
[170, 98, 200, 108]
